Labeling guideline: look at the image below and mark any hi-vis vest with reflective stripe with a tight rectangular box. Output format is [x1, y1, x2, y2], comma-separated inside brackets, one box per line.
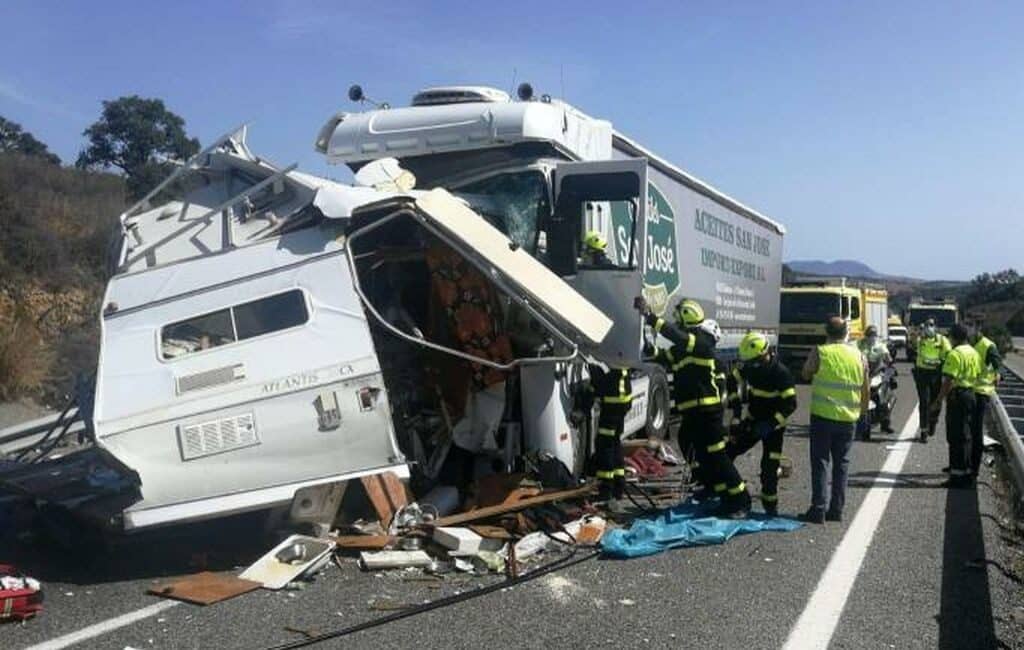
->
[916, 335, 948, 370]
[974, 336, 997, 395]
[946, 344, 981, 390]
[811, 343, 865, 423]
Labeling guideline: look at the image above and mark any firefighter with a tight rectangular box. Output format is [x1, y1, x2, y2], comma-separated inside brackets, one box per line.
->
[588, 363, 630, 506]
[637, 296, 751, 518]
[971, 326, 1002, 477]
[725, 331, 797, 516]
[930, 323, 981, 488]
[912, 318, 951, 443]
[582, 231, 616, 268]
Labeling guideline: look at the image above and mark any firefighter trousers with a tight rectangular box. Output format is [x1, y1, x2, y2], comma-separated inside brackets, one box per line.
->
[595, 407, 626, 499]
[727, 422, 784, 510]
[680, 408, 747, 503]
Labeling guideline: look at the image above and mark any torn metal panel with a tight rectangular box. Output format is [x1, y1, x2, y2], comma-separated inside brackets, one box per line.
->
[414, 189, 613, 348]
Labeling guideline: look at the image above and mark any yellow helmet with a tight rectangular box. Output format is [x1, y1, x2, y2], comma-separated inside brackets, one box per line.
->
[583, 230, 607, 253]
[673, 299, 705, 327]
[739, 331, 770, 361]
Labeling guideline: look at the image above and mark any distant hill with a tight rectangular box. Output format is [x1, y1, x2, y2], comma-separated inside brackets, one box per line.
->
[786, 259, 892, 280]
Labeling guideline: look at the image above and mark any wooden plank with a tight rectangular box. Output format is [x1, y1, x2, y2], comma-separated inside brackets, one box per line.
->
[148, 572, 261, 606]
[431, 484, 594, 527]
[330, 535, 395, 550]
[360, 475, 394, 524]
[379, 472, 409, 511]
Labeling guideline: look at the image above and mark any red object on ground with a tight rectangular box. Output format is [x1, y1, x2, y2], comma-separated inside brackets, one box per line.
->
[625, 448, 668, 478]
[0, 564, 44, 622]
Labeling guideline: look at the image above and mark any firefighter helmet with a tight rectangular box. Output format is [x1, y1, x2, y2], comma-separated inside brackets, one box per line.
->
[739, 331, 770, 361]
[673, 299, 705, 327]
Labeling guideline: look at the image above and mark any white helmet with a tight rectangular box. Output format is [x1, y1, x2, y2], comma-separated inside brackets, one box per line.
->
[698, 318, 722, 343]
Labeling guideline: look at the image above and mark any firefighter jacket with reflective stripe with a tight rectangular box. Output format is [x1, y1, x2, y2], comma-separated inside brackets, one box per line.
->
[727, 358, 798, 427]
[589, 365, 634, 429]
[811, 343, 865, 423]
[943, 344, 981, 390]
[974, 336, 1001, 396]
[647, 313, 721, 413]
[916, 334, 951, 370]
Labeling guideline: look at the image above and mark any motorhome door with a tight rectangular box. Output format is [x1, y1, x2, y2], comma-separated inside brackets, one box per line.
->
[551, 159, 647, 365]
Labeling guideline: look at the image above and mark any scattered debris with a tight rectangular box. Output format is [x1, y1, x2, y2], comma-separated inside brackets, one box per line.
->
[0, 565, 43, 621]
[359, 550, 434, 570]
[432, 484, 594, 527]
[330, 535, 396, 551]
[148, 572, 261, 605]
[619, 598, 636, 606]
[240, 535, 335, 590]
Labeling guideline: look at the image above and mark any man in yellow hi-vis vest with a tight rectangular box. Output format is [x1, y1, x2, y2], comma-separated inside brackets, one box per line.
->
[931, 323, 982, 488]
[970, 327, 1002, 477]
[801, 316, 869, 524]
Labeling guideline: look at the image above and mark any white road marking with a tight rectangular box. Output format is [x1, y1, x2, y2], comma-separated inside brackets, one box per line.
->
[782, 406, 920, 650]
[25, 600, 180, 650]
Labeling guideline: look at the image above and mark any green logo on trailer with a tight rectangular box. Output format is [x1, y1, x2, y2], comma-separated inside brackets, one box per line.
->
[611, 183, 679, 315]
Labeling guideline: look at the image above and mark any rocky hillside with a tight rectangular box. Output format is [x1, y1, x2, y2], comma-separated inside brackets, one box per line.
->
[0, 153, 125, 404]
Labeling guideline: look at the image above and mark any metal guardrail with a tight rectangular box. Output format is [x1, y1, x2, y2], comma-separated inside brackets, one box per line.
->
[990, 364, 1024, 509]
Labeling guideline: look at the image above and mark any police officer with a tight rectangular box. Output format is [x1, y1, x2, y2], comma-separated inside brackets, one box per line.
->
[858, 324, 895, 437]
[587, 363, 630, 506]
[582, 231, 616, 268]
[725, 332, 797, 516]
[971, 326, 1002, 477]
[930, 323, 981, 488]
[637, 296, 750, 518]
[912, 318, 951, 443]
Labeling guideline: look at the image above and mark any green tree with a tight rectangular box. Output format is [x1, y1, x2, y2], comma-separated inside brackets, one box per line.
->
[76, 96, 199, 199]
[0, 116, 61, 165]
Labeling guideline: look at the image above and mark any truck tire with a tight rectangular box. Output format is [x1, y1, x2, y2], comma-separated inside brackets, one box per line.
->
[643, 364, 671, 441]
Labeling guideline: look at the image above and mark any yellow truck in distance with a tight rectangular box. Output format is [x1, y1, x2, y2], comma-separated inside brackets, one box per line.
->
[778, 279, 889, 369]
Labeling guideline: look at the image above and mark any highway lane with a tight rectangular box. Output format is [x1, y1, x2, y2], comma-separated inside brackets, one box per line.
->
[6, 361, 1024, 649]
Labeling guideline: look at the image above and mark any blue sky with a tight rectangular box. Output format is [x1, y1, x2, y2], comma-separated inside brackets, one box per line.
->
[1, 1, 1021, 280]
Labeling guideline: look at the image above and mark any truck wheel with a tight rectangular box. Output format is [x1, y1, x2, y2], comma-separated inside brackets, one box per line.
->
[643, 365, 671, 440]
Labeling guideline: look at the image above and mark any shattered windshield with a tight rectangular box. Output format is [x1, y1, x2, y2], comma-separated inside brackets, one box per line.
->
[454, 171, 549, 254]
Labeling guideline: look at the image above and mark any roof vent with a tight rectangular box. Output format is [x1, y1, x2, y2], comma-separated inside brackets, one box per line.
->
[411, 86, 510, 106]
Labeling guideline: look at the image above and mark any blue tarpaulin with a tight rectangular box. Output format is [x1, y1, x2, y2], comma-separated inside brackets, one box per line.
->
[601, 500, 804, 559]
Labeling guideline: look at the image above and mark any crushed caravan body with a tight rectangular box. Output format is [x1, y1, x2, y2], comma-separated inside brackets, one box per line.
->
[0, 127, 612, 533]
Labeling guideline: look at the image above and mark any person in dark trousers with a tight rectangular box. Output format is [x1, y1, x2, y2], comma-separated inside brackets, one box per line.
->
[587, 363, 630, 507]
[725, 331, 798, 516]
[970, 327, 1002, 477]
[637, 296, 751, 518]
[912, 318, 951, 443]
[931, 323, 982, 488]
[801, 317, 869, 523]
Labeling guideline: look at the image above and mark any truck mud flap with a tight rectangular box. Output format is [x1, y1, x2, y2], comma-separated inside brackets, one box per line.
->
[0, 447, 142, 529]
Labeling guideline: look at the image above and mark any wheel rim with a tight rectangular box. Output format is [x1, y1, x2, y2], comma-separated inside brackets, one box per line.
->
[650, 385, 667, 432]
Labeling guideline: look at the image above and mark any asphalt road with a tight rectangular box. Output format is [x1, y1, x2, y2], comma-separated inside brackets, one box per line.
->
[5, 361, 1024, 649]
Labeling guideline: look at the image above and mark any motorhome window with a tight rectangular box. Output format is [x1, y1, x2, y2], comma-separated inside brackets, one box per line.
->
[161, 309, 235, 359]
[780, 293, 840, 324]
[160, 290, 308, 359]
[455, 171, 549, 254]
[234, 290, 308, 340]
[849, 297, 861, 319]
[908, 309, 956, 328]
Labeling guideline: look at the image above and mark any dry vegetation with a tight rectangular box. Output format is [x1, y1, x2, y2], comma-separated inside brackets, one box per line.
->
[0, 153, 125, 404]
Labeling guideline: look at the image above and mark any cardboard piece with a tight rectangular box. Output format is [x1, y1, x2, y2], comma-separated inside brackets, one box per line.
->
[148, 572, 261, 606]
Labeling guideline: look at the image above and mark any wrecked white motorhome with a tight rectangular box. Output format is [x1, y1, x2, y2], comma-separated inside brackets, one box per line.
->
[1, 85, 786, 535]
[0, 126, 614, 533]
